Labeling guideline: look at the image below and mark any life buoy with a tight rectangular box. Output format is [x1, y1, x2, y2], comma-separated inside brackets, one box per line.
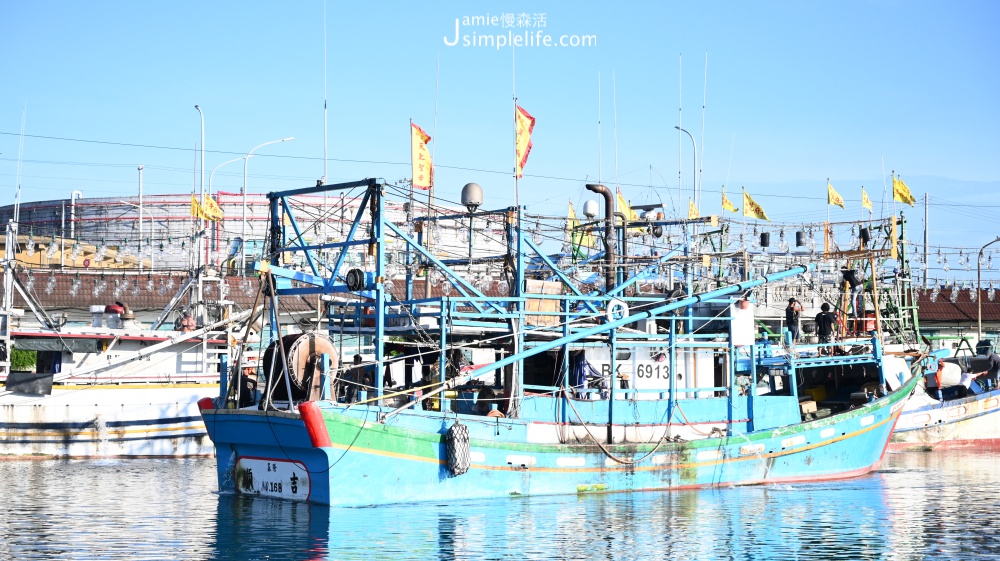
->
[606, 298, 629, 322]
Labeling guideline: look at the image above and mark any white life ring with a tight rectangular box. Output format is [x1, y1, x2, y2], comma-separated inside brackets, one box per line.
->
[606, 298, 629, 322]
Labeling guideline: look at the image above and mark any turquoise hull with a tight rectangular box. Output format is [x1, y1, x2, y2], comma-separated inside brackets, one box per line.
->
[201, 372, 917, 506]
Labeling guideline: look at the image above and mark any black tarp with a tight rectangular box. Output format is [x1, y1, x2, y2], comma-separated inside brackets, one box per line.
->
[13, 337, 101, 353]
[4, 371, 54, 395]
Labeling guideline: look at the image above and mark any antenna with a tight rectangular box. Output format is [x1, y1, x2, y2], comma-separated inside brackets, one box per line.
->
[699, 52, 708, 209]
[597, 71, 602, 184]
[513, 44, 518, 207]
[424, 53, 441, 299]
[677, 54, 682, 216]
[613, 68, 619, 192]
[322, 0, 328, 183]
[322, 0, 329, 253]
[13, 103, 26, 224]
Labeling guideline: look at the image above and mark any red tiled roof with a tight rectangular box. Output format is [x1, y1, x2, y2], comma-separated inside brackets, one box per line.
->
[916, 289, 1000, 322]
[5, 271, 317, 313]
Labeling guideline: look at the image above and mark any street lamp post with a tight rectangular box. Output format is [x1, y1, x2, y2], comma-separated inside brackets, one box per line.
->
[978, 236, 1000, 343]
[210, 157, 245, 195]
[137, 165, 143, 273]
[119, 201, 155, 272]
[194, 105, 206, 272]
[674, 126, 698, 210]
[241, 137, 294, 274]
[207, 157, 245, 269]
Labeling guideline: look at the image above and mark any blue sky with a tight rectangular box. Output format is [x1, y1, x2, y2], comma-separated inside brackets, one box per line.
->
[1, 1, 998, 266]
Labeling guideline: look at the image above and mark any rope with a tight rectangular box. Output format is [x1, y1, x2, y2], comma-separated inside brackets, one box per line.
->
[672, 401, 723, 437]
[560, 389, 671, 465]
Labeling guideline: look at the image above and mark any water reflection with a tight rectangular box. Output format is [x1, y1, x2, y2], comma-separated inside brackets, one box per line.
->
[210, 453, 1000, 561]
[2, 453, 999, 560]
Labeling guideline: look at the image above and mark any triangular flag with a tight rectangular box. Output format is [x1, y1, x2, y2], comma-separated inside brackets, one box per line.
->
[893, 176, 916, 207]
[410, 122, 433, 190]
[827, 181, 845, 209]
[861, 187, 872, 211]
[721, 189, 738, 213]
[742, 189, 770, 221]
[688, 199, 699, 219]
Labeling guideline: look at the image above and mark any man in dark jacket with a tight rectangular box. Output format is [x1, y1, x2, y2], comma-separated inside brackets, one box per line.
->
[785, 298, 803, 343]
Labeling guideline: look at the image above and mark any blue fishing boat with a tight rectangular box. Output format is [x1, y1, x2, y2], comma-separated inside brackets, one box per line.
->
[200, 178, 923, 506]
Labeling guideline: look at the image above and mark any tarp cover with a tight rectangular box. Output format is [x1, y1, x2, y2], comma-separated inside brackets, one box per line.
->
[13, 337, 100, 353]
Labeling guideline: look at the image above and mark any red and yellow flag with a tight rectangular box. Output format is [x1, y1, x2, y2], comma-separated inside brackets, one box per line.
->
[410, 122, 433, 190]
[742, 189, 770, 221]
[515, 105, 535, 179]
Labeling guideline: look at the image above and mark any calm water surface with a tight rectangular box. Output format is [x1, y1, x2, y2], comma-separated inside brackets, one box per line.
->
[0, 452, 998, 560]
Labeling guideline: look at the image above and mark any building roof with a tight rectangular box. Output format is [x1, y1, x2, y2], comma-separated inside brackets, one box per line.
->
[916, 288, 1000, 323]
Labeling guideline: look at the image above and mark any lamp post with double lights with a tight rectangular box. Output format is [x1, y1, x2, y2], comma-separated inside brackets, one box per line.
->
[209, 157, 245, 268]
[241, 137, 294, 274]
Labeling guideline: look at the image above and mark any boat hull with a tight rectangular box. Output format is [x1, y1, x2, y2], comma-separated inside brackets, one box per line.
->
[0, 384, 217, 458]
[202, 376, 917, 506]
[890, 385, 1000, 451]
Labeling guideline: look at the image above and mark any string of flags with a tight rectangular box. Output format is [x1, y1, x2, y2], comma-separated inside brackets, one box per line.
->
[408, 112, 918, 225]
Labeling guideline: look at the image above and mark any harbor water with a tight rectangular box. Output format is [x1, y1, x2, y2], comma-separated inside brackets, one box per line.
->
[1, 451, 998, 560]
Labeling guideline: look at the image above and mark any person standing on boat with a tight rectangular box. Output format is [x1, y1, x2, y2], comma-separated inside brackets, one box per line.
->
[345, 354, 365, 403]
[840, 265, 864, 319]
[986, 350, 1000, 388]
[815, 303, 836, 354]
[785, 298, 803, 343]
[180, 312, 196, 332]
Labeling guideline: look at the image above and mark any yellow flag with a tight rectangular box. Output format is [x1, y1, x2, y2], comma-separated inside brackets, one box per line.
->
[688, 199, 699, 219]
[742, 190, 770, 221]
[567, 201, 596, 254]
[721, 190, 738, 213]
[190, 195, 205, 219]
[410, 122, 433, 190]
[615, 187, 642, 234]
[203, 196, 223, 221]
[893, 176, 916, 206]
[861, 187, 872, 211]
[827, 181, 845, 209]
[515, 105, 535, 179]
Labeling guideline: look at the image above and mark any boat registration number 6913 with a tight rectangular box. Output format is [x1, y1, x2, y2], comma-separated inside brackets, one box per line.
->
[235, 457, 310, 500]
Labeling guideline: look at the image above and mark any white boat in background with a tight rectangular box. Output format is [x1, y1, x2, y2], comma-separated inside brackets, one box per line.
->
[890, 353, 1000, 451]
[0, 219, 250, 458]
